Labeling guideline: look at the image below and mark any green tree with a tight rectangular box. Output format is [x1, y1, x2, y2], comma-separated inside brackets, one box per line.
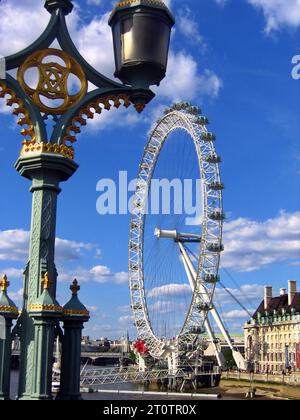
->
[222, 348, 237, 370]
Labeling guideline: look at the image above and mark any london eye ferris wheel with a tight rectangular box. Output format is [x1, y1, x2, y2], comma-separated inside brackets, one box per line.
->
[129, 102, 225, 369]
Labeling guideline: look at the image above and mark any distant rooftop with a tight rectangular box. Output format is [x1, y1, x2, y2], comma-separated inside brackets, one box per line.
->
[253, 292, 300, 319]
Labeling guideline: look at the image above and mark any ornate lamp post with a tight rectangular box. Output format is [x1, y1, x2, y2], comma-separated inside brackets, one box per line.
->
[0, 0, 174, 400]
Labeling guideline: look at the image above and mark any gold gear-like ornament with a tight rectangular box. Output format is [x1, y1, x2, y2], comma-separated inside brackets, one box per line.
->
[17, 48, 87, 115]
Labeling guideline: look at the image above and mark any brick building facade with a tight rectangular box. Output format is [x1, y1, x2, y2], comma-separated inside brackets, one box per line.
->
[244, 280, 300, 373]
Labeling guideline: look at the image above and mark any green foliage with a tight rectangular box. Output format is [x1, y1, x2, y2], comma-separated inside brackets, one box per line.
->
[128, 351, 137, 364]
[223, 348, 237, 369]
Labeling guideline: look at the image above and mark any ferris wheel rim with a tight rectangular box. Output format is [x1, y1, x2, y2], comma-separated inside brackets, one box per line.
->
[129, 104, 224, 360]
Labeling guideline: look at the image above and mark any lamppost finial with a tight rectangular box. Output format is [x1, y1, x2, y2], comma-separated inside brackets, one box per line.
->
[0, 274, 9, 292]
[70, 279, 80, 295]
[44, 0, 73, 15]
[42, 272, 52, 290]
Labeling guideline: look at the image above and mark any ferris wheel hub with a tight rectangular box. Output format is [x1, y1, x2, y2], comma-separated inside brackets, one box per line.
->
[155, 228, 202, 243]
[154, 228, 178, 239]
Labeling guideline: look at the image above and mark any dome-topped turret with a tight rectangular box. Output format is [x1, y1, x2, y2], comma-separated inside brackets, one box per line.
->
[0, 275, 18, 317]
[63, 279, 90, 318]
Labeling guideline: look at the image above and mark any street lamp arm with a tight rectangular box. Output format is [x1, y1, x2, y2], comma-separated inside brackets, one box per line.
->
[57, 11, 124, 90]
[51, 86, 154, 145]
[4, 12, 60, 71]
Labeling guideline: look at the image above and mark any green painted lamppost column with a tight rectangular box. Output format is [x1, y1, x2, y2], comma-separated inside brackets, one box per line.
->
[15, 153, 78, 400]
[0, 275, 19, 400]
[58, 279, 90, 400]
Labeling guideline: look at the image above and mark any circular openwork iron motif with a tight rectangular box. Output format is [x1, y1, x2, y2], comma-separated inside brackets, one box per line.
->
[17, 48, 87, 115]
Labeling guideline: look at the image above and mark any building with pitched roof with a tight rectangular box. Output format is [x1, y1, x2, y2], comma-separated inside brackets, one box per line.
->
[244, 280, 300, 373]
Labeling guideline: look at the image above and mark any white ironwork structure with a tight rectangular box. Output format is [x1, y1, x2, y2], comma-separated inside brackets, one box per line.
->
[79, 366, 221, 388]
[129, 103, 224, 367]
[80, 367, 185, 387]
[177, 238, 247, 370]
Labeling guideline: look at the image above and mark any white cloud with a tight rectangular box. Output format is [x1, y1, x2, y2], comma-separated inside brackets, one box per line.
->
[0, 228, 128, 286]
[0, 229, 94, 262]
[0, 1, 113, 78]
[119, 315, 134, 324]
[222, 211, 300, 272]
[177, 8, 205, 46]
[0, 267, 23, 280]
[86, 0, 102, 5]
[215, 284, 264, 306]
[0, 102, 11, 114]
[148, 300, 186, 314]
[0, 230, 29, 262]
[89, 265, 111, 277]
[91, 323, 113, 333]
[0, 0, 49, 57]
[214, 284, 263, 327]
[57, 265, 128, 285]
[70, 11, 115, 79]
[86, 305, 98, 313]
[2, 211, 300, 292]
[82, 104, 140, 132]
[222, 309, 255, 319]
[214, 0, 228, 5]
[114, 271, 128, 284]
[9, 288, 24, 304]
[248, 0, 300, 32]
[148, 283, 191, 298]
[154, 51, 222, 102]
[90, 265, 128, 284]
[55, 238, 94, 261]
[116, 305, 131, 313]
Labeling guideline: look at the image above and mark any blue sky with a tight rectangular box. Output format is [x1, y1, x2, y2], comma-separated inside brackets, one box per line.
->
[0, 0, 299, 339]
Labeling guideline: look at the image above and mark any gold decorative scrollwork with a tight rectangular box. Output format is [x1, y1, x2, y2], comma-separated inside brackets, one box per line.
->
[20, 140, 75, 160]
[116, 0, 167, 8]
[63, 94, 132, 144]
[0, 81, 36, 142]
[17, 48, 87, 115]
[29, 303, 63, 313]
[63, 308, 90, 316]
[0, 305, 19, 314]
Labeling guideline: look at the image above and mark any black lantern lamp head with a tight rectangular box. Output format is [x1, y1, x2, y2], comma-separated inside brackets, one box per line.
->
[109, 0, 175, 90]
